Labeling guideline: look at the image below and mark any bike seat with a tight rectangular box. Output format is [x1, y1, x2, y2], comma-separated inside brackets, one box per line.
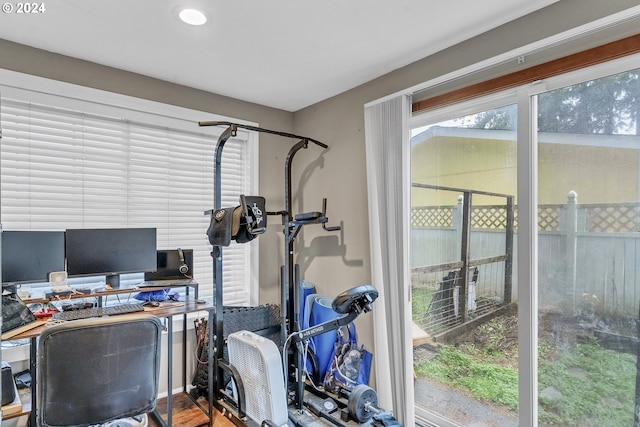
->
[332, 284, 378, 314]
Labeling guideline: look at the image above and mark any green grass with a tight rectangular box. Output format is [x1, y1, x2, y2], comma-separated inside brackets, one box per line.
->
[415, 339, 636, 426]
[414, 346, 519, 410]
[538, 339, 635, 426]
[411, 287, 433, 323]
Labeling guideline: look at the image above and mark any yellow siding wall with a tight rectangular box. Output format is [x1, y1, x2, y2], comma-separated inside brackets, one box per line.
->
[411, 135, 639, 206]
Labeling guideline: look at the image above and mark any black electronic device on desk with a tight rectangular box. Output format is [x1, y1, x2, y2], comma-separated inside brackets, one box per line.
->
[139, 248, 195, 288]
[144, 248, 193, 281]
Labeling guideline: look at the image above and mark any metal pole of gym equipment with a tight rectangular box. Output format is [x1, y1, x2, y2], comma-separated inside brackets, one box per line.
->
[209, 123, 236, 426]
[283, 138, 310, 409]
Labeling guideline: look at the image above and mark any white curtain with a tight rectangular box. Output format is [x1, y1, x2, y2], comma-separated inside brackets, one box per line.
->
[364, 95, 414, 424]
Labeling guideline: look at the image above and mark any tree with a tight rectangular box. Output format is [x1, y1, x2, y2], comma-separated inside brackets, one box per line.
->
[473, 105, 516, 131]
[472, 69, 640, 135]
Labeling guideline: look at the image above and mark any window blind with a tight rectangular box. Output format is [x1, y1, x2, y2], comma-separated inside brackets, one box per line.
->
[0, 88, 256, 305]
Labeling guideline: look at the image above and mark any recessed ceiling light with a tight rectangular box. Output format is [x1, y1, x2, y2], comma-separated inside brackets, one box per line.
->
[178, 8, 207, 26]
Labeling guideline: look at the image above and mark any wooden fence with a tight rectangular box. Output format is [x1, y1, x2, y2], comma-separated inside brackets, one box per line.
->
[412, 190, 640, 319]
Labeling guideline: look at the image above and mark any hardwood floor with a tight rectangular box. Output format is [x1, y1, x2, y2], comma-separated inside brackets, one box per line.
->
[150, 392, 237, 427]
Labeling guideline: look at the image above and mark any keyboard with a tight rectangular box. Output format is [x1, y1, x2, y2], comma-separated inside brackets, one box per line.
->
[52, 302, 145, 321]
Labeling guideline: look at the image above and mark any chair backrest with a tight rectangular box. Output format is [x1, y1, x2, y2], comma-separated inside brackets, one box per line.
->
[37, 314, 163, 427]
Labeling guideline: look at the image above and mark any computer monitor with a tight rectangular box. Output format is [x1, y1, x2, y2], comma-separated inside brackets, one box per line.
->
[65, 228, 157, 288]
[1, 230, 66, 286]
[144, 249, 193, 281]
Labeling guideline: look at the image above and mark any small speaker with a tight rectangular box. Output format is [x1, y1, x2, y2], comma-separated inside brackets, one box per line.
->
[49, 271, 69, 293]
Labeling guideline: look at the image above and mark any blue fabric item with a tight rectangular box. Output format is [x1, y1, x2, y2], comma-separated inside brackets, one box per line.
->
[323, 322, 372, 392]
[134, 289, 179, 302]
[308, 294, 341, 380]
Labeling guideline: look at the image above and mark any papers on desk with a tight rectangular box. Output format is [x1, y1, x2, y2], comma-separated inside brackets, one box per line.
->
[142, 301, 184, 312]
[1, 319, 48, 340]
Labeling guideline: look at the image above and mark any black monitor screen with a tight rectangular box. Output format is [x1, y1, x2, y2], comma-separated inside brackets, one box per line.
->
[1, 230, 66, 285]
[65, 228, 157, 287]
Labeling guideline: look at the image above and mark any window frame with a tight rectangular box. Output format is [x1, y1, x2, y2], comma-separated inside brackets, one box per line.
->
[0, 68, 259, 306]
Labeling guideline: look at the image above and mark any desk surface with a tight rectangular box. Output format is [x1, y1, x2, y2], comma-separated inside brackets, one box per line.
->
[8, 298, 216, 340]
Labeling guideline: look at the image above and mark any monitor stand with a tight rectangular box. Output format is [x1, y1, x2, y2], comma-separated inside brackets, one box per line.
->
[106, 274, 121, 289]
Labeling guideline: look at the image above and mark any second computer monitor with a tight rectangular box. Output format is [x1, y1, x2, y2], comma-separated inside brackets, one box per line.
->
[65, 228, 157, 288]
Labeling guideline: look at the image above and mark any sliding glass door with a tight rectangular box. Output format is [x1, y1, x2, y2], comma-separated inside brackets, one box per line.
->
[410, 54, 640, 426]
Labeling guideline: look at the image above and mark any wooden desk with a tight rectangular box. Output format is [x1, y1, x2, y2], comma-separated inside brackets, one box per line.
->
[4, 296, 216, 427]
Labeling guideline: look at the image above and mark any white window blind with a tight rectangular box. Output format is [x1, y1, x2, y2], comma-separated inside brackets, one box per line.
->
[0, 77, 257, 305]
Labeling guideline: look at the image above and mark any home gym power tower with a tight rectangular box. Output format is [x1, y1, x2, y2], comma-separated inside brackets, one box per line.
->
[198, 121, 342, 414]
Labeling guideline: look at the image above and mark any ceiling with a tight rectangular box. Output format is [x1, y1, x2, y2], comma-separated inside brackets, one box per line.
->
[0, 0, 559, 112]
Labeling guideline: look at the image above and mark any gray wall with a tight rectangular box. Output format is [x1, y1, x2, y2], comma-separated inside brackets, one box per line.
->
[1, 0, 639, 386]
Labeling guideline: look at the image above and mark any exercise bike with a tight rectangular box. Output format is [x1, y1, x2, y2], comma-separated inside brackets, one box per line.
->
[228, 284, 400, 426]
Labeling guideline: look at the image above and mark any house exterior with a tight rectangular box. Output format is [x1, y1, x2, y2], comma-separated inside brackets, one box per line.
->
[412, 126, 640, 206]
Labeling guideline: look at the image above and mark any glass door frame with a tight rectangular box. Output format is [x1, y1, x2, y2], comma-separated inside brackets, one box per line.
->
[409, 52, 640, 426]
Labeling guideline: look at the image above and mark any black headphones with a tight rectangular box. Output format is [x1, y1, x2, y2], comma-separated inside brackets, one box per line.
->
[177, 248, 189, 274]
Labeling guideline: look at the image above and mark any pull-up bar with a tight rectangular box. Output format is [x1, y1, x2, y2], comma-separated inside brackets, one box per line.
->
[198, 121, 328, 149]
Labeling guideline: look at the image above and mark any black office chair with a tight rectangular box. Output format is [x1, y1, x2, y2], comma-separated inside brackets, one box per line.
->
[37, 314, 163, 427]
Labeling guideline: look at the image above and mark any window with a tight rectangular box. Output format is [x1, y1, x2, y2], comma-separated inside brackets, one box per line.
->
[411, 99, 520, 425]
[0, 70, 258, 305]
[409, 54, 640, 426]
